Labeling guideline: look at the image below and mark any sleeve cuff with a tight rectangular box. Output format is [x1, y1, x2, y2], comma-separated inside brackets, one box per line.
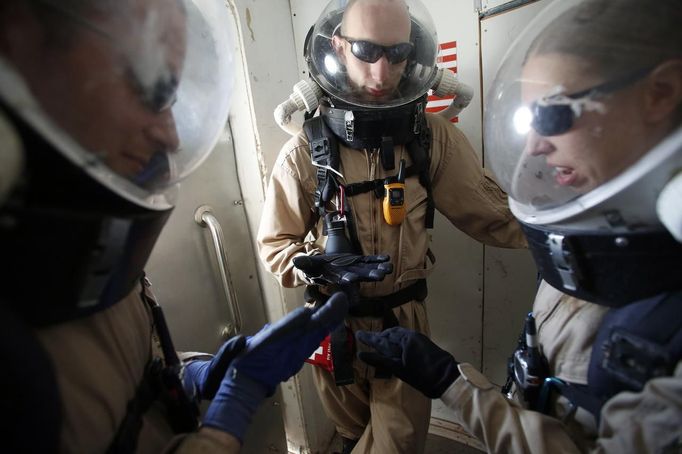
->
[441, 362, 495, 407]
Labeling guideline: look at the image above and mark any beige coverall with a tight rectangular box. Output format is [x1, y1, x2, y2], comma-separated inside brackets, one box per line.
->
[257, 113, 526, 453]
[443, 281, 682, 453]
[33, 285, 243, 453]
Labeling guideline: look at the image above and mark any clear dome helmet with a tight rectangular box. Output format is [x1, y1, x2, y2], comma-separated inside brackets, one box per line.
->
[304, 0, 440, 150]
[307, 0, 439, 109]
[483, 0, 682, 306]
[0, 0, 235, 211]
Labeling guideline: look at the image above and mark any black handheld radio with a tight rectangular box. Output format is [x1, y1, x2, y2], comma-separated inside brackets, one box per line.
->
[511, 312, 549, 410]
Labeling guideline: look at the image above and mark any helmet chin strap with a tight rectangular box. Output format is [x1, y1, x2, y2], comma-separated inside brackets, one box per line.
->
[0, 109, 23, 206]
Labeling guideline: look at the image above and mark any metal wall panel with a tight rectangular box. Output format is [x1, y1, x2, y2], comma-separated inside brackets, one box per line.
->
[479, 0, 551, 384]
[146, 128, 287, 453]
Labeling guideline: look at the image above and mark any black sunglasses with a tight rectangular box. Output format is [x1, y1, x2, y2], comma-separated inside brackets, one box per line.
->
[530, 67, 652, 137]
[340, 35, 413, 64]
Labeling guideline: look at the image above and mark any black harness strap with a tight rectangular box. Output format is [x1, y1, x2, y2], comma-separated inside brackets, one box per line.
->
[140, 277, 200, 434]
[407, 127, 435, 229]
[305, 279, 427, 323]
[535, 291, 682, 422]
[305, 280, 428, 383]
[108, 358, 163, 454]
[330, 323, 355, 386]
[109, 276, 200, 452]
[347, 279, 428, 326]
[303, 115, 435, 233]
[304, 116, 339, 219]
[586, 291, 682, 418]
[344, 163, 425, 199]
[302, 112, 435, 383]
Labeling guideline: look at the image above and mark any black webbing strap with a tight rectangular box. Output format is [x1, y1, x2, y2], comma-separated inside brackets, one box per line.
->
[345, 164, 422, 199]
[347, 279, 427, 325]
[537, 291, 682, 422]
[109, 276, 200, 452]
[140, 276, 199, 434]
[407, 127, 434, 229]
[330, 324, 354, 386]
[305, 279, 427, 322]
[345, 179, 384, 198]
[304, 117, 339, 218]
[107, 358, 163, 454]
[108, 279, 167, 453]
[342, 132, 434, 229]
[305, 280, 428, 383]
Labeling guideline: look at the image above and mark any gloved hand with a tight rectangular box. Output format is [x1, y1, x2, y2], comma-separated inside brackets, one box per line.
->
[182, 335, 247, 400]
[202, 291, 349, 442]
[356, 327, 460, 399]
[293, 253, 393, 286]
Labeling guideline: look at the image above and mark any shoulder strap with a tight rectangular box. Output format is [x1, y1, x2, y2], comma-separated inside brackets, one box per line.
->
[406, 125, 434, 229]
[109, 276, 201, 453]
[303, 117, 363, 253]
[589, 291, 682, 399]
[302, 115, 435, 254]
[303, 116, 340, 219]
[550, 291, 682, 421]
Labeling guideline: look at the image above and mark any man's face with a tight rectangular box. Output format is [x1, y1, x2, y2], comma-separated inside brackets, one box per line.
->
[32, 0, 187, 182]
[333, 0, 412, 103]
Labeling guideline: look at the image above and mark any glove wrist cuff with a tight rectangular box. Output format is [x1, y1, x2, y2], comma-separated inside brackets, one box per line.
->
[432, 362, 461, 398]
[202, 367, 268, 442]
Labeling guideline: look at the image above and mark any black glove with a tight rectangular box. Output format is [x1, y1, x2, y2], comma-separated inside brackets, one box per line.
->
[356, 327, 460, 399]
[293, 253, 392, 286]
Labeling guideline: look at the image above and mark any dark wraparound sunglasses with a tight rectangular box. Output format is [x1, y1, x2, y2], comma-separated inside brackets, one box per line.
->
[339, 35, 413, 64]
[531, 67, 652, 137]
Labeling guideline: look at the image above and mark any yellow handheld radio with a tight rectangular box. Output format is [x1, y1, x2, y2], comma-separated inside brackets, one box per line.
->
[383, 159, 406, 226]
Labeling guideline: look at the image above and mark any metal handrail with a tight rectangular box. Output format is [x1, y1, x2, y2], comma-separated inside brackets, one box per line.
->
[194, 205, 242, 335]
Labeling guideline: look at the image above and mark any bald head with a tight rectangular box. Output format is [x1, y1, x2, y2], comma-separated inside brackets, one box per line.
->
[341, 0, 411, 45]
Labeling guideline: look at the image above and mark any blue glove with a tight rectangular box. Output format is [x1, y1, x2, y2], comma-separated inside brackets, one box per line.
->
[356, 327, 460, 399]
[182, 335, 247, 400]
[202, 291, 349, 442]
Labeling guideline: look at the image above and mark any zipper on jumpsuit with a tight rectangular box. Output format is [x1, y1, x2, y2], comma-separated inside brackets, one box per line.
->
[367, 149, 384, 336]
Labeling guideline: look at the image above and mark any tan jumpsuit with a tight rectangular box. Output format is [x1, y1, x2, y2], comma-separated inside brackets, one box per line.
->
[257, 113, 526, 453]
[442, 281, 682, 453]
[33, 285, 242, 453]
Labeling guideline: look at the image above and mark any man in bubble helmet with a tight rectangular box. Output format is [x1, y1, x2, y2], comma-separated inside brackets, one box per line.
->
[355, 0, 682, 452]
[0, 0, 353, 452]
[257, 0, 526, 452]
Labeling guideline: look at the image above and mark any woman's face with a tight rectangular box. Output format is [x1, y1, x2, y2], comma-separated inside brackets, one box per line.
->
[521, 53, 650, 193]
